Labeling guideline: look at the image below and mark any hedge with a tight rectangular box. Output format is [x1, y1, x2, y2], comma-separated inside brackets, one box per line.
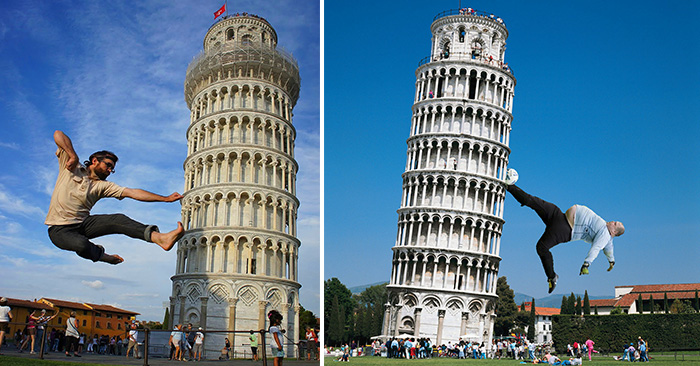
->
[552, 313, 700, 353]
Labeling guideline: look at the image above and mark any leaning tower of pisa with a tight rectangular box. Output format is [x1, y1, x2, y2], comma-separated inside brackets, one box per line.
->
[171, 13, 302, 358]
[382, 8, 516, 347]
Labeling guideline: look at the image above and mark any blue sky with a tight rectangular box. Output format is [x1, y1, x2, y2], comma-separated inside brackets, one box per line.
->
[324, 0, 700, 299]
[0, 0, 320, 319]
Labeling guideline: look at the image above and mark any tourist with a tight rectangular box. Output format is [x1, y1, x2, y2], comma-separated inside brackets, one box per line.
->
[268, 310, 285, 366]
[35, 309, 58, 353]
[194, 328, 204, 361]
[169, 324, 183, 361]
[250, 330, 259, 361]
[504, 169, 624, 293]
[638, 336, 649, 362]
[19, 311, 38, 354]
[585, 338, 599, 361]
[45, 130, 185, 265]
[219, 337, 231, 360]
[126, 323, 139, 359]
[0, 298, 12, 355]
[64, 312, 81, 357]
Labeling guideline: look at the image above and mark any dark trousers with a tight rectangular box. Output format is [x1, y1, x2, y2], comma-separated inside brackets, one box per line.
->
[65, 336, 78, 354]
[507, 185, 572, 279]
[48, 214, 158, 262]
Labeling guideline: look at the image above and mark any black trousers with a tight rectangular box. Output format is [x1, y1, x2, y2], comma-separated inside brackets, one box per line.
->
[65, 336, 78, 354]
[48, 214, 158, 262]
[507, 185, 572, 279]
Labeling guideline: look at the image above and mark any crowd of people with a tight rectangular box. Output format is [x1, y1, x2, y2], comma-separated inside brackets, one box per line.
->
[168, 323, 205, 361]
[564, 339, 600, 361]
[328, 335, 655, 364]
[612, 336, 650, 362]
[327, 337, 554, 361]
[458, 7, 505, 25]
[6, 308, 129, 358]
[11, 324, 132, 357]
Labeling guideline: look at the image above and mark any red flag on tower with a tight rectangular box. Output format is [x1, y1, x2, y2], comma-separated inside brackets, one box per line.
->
[214, 3, 226, 19]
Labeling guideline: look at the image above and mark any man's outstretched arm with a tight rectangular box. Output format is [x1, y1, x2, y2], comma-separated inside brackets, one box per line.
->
[121, 188, 183, 202]
[53, 130, 79, 171]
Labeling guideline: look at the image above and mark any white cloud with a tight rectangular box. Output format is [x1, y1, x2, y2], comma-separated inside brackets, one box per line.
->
[0, 183, 46, 218]
[0, 141, 19, 150]
[81, 280, 105, 290]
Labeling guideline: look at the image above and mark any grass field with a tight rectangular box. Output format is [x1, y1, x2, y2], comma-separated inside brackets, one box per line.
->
[325, 354, 700, 365]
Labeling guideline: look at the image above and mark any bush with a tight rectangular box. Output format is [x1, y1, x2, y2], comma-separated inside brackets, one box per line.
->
[552, 313, 700, 352]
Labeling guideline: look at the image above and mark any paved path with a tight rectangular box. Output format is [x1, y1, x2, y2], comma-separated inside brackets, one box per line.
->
[2, 348, 320, 366]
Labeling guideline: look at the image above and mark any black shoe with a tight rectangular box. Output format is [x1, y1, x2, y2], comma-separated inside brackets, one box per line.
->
[66, 354, 72, 357]
[74, 354, 81, 357]
[548, 274, 558, 294]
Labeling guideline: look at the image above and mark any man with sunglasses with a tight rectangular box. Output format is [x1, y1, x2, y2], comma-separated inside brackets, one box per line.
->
[504, 169, 625, 293]
[45, 130, 184, 264]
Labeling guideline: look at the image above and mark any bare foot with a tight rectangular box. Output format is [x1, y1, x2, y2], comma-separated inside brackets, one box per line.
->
[152, 222, 185, 251]
[100, 253, 124, 265]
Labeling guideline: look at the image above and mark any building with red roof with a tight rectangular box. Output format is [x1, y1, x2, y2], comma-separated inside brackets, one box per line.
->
[589, 283, 700, 315]
[518, 302, 560, 344]
[0, 296, 140, 341]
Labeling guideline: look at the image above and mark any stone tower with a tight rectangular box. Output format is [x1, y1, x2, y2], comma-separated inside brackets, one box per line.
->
[382, 8, 515, 348]
[172, 13, 301, 358]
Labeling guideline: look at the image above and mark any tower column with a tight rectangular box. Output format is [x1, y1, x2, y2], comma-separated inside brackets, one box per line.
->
[414, 307, 422, 337]
[436, 310, 445, 345]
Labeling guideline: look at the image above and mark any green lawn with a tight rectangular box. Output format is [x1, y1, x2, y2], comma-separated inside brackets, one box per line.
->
[325, 354, 700, 365]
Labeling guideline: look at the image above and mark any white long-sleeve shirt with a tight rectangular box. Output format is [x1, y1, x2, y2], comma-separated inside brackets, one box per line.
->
[570, 205, 614, 264]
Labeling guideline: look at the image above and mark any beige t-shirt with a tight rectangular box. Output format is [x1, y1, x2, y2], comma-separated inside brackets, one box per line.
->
[45, 148, 125, 226]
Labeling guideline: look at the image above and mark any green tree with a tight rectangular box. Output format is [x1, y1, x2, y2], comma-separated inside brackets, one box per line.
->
[162, 307, 170, 331]
[352, 283, 387, 344]
[527, 298, 536, 341]
[669, 299, 696, 314]
[637, 294, 644, 314]
[610, 306, 624, 315]
[328, 295, 346, 345]
[664, 292, 669, 314]
[560, 296, 569, 315]
[650, 294, 655, 314]
[575, 295, 582, 316]
[494, 276, 519, 335]
[583, 291, 591, 315]
[567, 293, 576, 315]
[694, 291, 699, 312]
[594, 305, 598, 315]
[324, 278, 356, 345]
[298, 305, 319, 338]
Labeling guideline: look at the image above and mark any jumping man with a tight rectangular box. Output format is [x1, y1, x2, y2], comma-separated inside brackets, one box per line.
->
[504, 169, 625, 293]
[45, 130, 185, 264]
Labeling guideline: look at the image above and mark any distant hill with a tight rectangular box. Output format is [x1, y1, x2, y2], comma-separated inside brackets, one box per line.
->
[349, 282, 388, 295]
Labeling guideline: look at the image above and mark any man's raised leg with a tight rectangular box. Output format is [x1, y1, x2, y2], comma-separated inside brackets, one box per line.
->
[82, 214, 184, 252]
[536, 230, 560, 293]
[507, 184, 564, 226]
[506, 184, 569, 293]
